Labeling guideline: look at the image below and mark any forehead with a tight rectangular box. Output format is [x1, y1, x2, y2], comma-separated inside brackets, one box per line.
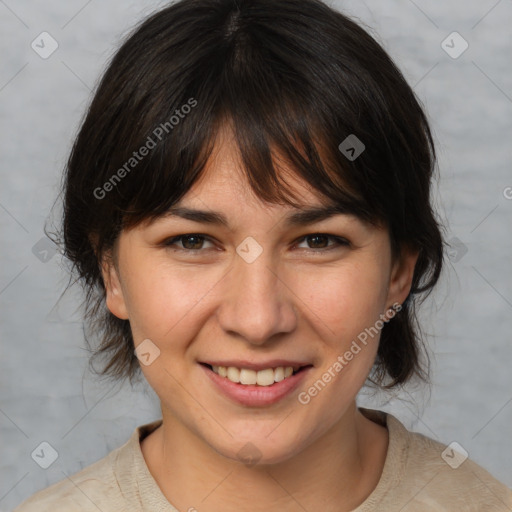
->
[182, 125, 326, 211]
[144, 123, 380, 233]
[156, 148, 372, 233]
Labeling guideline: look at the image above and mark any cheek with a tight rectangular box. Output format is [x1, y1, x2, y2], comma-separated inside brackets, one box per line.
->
[121, 258, 225, 348]
[295, 259, 389, 341]
[124, 252, 389, 353]
[123, 262, 224, 402]
[292, 260, 388, 402]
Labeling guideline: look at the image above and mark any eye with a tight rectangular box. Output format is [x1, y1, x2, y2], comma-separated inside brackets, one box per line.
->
[295, 233, 350, 252]
[162, 234, 215, 252]
[161, 233, 350, 253]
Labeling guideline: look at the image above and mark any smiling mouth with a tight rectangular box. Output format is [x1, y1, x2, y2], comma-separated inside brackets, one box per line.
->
[200, 363, 312, 387]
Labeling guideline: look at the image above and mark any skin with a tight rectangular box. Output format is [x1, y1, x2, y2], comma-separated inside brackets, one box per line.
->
[100, 126, 418, 512]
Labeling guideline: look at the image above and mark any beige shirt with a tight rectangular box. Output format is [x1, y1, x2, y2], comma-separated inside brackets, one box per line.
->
[14, 408, 512, 511]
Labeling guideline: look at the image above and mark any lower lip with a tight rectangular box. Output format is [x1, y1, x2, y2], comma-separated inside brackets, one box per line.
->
[200, 364, 312, 407]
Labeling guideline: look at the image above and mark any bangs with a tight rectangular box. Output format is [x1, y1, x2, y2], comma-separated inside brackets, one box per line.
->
[89, 3, 396, 234]
[119, 105, 380, 232]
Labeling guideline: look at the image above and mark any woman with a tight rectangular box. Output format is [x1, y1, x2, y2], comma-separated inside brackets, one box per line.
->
[15, 0, 512, 510]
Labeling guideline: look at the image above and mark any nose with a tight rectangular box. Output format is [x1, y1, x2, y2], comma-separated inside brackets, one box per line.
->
[216, 246, 298, 346]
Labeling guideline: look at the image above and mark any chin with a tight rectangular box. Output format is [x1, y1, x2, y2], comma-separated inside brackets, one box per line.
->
[210, 429, 307, 467]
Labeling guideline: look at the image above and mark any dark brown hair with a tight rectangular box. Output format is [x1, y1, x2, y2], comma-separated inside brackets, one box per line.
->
[48, 0, 444, 388]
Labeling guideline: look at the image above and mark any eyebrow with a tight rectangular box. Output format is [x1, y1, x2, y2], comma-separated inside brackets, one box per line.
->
[160, 204, 359, 228]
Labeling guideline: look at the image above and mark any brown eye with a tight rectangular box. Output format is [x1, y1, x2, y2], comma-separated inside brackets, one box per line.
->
[296, 234, 349, 251]
[163, 234, 214, 251]
[306, 234, 329, 249]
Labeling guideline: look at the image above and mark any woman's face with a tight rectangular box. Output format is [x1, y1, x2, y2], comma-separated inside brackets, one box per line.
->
[102, 128, 417, 465]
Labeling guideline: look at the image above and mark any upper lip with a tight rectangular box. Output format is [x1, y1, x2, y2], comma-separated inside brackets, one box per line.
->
[200, 360, 313, 372]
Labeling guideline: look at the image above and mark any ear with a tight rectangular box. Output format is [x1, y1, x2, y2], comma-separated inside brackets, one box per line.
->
[386, 245, 419, 308]
[99, 247, 129, 321]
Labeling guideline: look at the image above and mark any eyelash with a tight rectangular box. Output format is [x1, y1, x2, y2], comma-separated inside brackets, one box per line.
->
[161, 233, 350, 254]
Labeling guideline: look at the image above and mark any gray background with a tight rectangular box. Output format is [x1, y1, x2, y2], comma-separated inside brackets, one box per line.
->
[1, 0, 511, 510]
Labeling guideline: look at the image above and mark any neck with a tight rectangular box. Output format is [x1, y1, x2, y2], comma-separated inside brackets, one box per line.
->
[142, 402, 388, 512]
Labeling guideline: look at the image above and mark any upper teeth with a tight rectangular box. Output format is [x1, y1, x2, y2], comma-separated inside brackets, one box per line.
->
[212, 366, 295, 386]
